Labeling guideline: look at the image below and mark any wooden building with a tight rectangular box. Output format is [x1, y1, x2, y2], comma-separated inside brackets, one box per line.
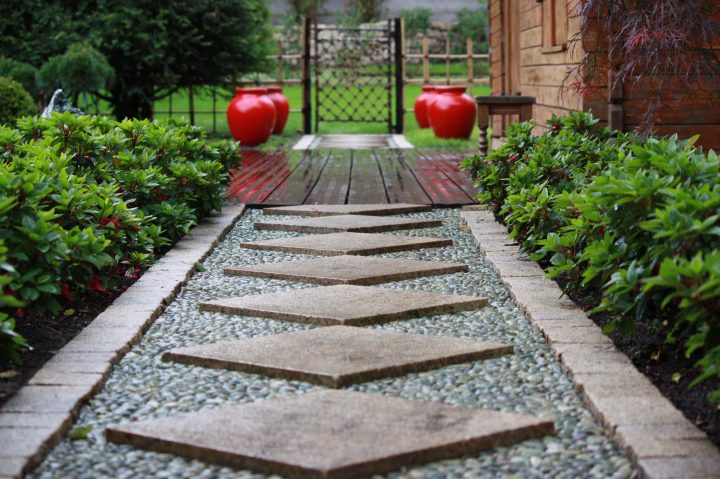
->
[488, 0, 720, 149]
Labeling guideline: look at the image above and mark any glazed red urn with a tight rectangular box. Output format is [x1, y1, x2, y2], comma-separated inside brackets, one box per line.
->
[226, 87, 276, 146]
[266, 87, 290, 135]
[414, 85, 437, 129]
[427, 86, 477, 139]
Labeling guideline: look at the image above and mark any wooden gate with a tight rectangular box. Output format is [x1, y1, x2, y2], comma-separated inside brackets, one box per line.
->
[302, 18, 404, 134]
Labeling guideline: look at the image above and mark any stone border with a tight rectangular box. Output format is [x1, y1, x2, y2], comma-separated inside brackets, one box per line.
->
[291, 134, 316, 150]
[390, 134, 414, 149]
[460, 207, 720, 479]
[0, 204, 246, 479]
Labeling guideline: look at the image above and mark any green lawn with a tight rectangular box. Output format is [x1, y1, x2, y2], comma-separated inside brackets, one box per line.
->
[153, 83, 491, 149]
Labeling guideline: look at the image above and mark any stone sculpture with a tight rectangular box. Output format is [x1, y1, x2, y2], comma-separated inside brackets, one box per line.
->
[41, 89, 84, 117]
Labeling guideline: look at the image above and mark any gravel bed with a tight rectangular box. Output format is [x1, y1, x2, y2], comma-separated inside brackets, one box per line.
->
[31, 208, 635, 479]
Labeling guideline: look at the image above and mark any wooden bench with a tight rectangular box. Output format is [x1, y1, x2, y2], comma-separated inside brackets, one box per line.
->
[475, 96, 535, 156]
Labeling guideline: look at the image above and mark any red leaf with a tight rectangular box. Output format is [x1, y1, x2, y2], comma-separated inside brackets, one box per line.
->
[153, 188, 169, 201]
[15, 308, 23, 318]
[99, 217, 120, 229]
[61, 282, 74, 301]
[87, 275, 110, 294]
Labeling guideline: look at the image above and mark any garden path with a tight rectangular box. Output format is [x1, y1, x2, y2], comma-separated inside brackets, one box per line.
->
[30, 205, 635, 479]
[226, 149, 477, 206]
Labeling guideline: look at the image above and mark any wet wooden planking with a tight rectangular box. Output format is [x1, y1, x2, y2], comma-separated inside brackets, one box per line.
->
[347, 150, 388, 204]
[375, 149, 432, 205]
[263, 150, 329, 205]
[402, 150, 475, 205]
[419, 150, 478, 198]
[227, 149, 476, 206]
[305, 150, 352, 205]
[227, 151, 296, 204]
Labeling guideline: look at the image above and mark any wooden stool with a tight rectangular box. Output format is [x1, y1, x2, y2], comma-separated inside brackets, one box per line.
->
[475, 96, 535, 156]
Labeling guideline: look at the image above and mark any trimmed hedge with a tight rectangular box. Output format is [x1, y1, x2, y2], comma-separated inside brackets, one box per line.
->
[463, 112, 720, 401]
[0, 76, 35, 125]
[0, 113, 238, 363]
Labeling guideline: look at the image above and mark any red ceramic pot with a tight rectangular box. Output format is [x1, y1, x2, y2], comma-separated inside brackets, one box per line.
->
[226, 88, 276, 146]
[266, 87, 290, 135]
[427, 86, 477, 139]
[413, 85, 437, 129]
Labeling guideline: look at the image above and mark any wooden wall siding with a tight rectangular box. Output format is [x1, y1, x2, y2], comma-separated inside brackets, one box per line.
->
[489, 0, 504, 134]
[625, 8, 720, 150]
[489, 0, 595, 134]
[490, 1, 719, 150]
[517, 1, 592, 133]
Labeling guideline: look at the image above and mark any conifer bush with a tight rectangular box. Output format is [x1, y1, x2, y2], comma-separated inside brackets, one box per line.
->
[0, 77, 35, 125]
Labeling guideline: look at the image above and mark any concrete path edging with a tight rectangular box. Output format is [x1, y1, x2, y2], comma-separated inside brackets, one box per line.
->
[460, 207, 720, 479]
[0, 204, 246, 479]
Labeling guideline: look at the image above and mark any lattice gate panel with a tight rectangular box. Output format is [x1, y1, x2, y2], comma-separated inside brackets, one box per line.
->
[313, 22, 395, 132]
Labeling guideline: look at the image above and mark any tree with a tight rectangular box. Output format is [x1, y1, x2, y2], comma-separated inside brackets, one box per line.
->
[452, 6, 488, 54]
[0, 0, 272, 120]
[37, 43, 115, 107]
[0, 1, 80, 68]
[289, 0, 326, 20]
[570, 0, 720, 131]
[79, 0, 271, 120]
[346, 0, 385, 23]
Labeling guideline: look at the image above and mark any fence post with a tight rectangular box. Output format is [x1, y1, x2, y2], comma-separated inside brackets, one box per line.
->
[466, 38, 474, 94]
[211, 87, 217, 134]
[188, 86, 195, 126]
[301, 16, 312, 134]
[394, 17, 404, 134]
[277, 39, 284, 86]
[445, 36, 451, 85]
[422, 37, 430, 84]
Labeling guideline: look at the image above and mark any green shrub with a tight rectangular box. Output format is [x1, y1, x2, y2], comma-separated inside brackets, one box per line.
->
[36, 42, 114, 104]
[0, 239, 26, 364]
[463, 114, 720, 401]
[452, 7, 488, 53]
[0, 57, 38, 97]
[0, 113, 233, 364]
[0, 77, 36, 125]
[402, 7, 432, 39]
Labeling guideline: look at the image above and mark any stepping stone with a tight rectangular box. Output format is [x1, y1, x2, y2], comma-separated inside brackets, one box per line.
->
[254, 214, 441, 234]
[240, 232, 452, 256]
[262, 203, 431, 217]
[224, 256, 468, 285]
[200, 285, 487, 326]
[163, 326, 513, 387]
[106, 390, 554, 478]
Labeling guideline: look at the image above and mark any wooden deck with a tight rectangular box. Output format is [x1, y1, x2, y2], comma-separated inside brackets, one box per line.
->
[226, 149, 478, 206]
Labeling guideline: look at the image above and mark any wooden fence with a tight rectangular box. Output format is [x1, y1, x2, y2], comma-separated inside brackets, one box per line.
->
[405, 37, 489, 90]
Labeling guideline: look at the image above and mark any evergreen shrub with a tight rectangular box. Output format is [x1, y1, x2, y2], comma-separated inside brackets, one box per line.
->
[0, 77, 36, 125]
[0, 113, 238, 363]
[463, 113, 720, 401]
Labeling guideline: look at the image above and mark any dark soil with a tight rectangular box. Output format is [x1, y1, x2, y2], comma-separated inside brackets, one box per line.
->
[555, 277, 720, 447]
[0, 272, 141, 408]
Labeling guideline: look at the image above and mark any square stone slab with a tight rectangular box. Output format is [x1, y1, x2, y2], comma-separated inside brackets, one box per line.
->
[254, 214, 441, 234]
[262, 203, 432, 217]
[224, 256, 468, 285]
[200, 285, 487, 326]
[163, 326, 513, 387]
[240, 232, 453, 256]
[106, 390, 554, 479]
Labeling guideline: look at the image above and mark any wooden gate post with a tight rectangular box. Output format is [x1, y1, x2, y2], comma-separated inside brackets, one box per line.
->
[394, 17, 404, 134]
[302, 16, 312, 134]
